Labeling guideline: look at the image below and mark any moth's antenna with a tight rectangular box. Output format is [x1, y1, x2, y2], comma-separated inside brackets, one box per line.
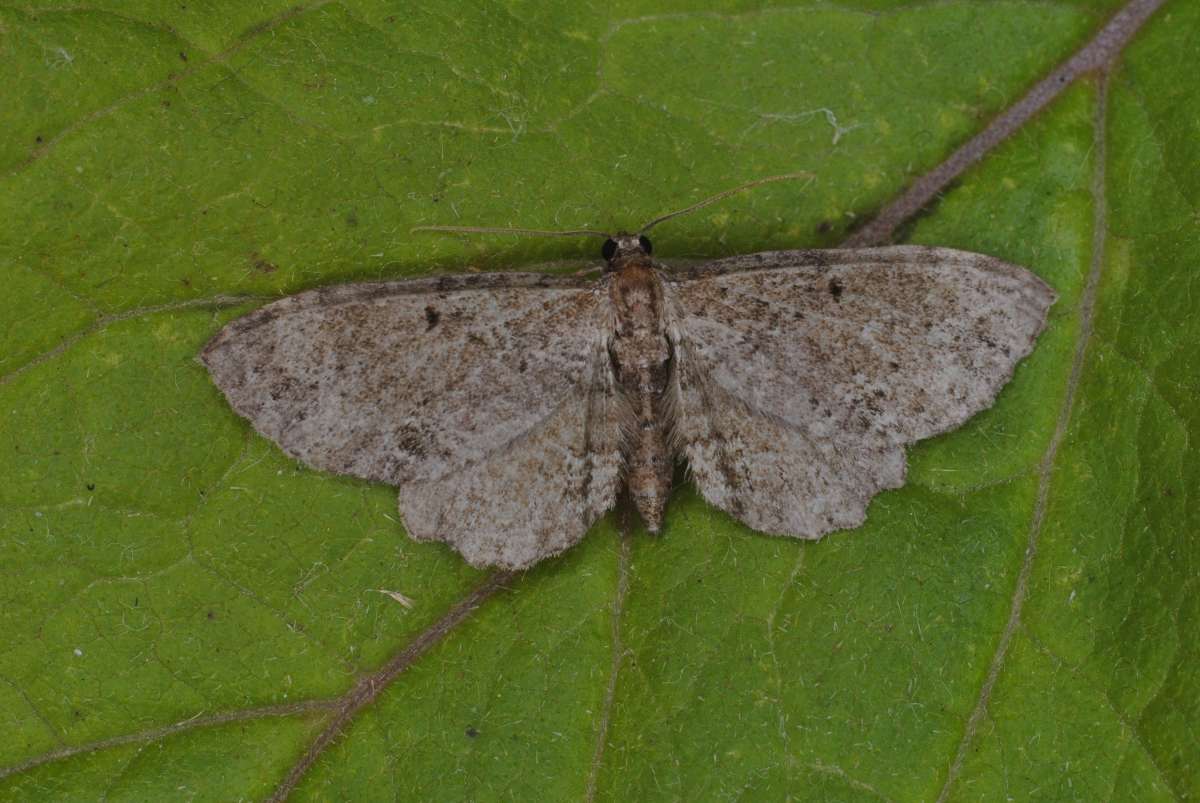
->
[412, 225, 610, 239]
[637, 172, 815, 234]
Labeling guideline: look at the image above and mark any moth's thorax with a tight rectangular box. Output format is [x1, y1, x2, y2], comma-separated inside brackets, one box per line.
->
[609, 261, 669, 379]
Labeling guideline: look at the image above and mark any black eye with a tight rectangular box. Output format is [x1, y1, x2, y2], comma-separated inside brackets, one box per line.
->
[601, 239, 618, 260]
[638, 235, 653, 254]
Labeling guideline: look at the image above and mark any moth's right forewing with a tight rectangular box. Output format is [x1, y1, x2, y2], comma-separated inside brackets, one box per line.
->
[669, 246, 1056, 444]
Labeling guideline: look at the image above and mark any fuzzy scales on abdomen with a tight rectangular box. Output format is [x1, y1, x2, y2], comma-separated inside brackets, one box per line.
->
[608, 258, 674, 530]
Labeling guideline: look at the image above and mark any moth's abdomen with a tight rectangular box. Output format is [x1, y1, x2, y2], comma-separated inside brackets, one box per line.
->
[627, 410, 672, 531]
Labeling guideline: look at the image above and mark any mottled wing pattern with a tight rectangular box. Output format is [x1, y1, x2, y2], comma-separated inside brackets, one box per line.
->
[202, 273, 625, 569]
[665, 245, 1056, 537]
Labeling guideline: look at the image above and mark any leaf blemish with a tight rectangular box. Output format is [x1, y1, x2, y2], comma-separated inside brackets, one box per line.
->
[250, 252, 278, 274]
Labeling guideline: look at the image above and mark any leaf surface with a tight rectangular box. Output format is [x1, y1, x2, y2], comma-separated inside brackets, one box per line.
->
[1, 1, 1195, 800]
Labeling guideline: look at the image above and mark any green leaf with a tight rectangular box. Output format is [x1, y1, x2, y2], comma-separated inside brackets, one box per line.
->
[1, 1, 1195, 800]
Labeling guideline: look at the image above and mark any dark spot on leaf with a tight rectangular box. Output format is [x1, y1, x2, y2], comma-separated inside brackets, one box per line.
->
[424, 306, 440, 331]
[250, 252, 278, 274]
[465, 726, 479, 738]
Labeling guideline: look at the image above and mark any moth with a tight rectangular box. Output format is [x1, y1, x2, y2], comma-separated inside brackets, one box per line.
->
[201, 179, 1056, 569]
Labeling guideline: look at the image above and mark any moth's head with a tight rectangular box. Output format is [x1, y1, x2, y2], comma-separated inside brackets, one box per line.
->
[602, 232, 653, 271]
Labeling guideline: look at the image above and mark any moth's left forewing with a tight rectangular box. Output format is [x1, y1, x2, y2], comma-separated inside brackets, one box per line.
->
[662, 246, 1056, 539]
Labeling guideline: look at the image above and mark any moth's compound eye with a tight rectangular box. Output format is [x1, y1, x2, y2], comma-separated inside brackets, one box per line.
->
[602, 239, 618, 261]
[638, 235, 653, 254]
